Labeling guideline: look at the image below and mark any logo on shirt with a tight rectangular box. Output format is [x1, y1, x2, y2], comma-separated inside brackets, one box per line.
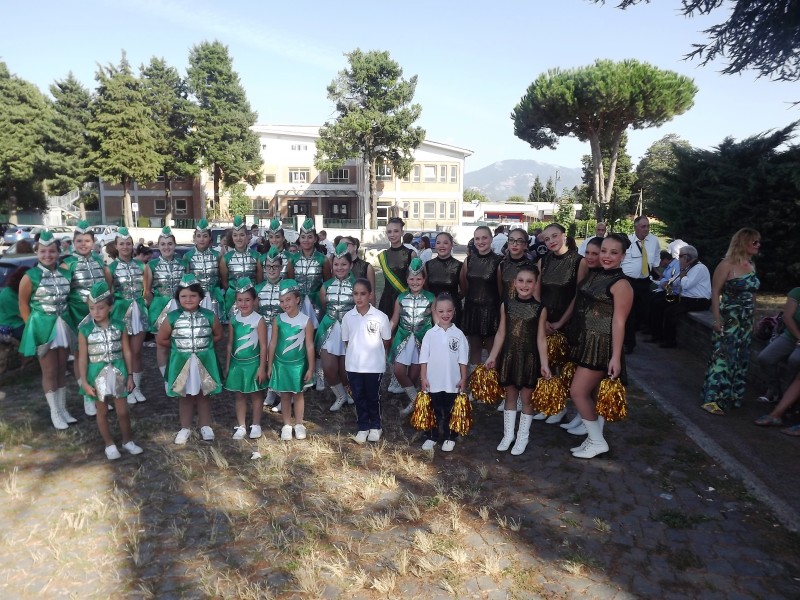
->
[449, 338, 459, 352]
[367, 319, 380, 334]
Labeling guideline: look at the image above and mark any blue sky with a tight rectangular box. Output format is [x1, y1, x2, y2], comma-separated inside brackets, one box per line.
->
[3, 0, 797, 172]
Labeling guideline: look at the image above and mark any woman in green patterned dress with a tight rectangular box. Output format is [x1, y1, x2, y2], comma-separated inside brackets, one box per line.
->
[701, 228, 761, 415]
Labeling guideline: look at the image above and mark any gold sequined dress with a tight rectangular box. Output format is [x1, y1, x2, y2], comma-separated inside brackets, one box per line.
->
[540, 249, 582, 345]
[462, 252, 502, 337]
[499, 256, 537, 302]
[424, 255, 463, 326]
[498, 297, 544, 389]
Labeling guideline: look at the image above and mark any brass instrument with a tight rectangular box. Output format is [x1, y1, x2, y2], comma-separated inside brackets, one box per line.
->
[663, 271, 681, 303]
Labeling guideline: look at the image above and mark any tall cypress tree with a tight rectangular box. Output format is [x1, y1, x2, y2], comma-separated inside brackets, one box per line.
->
[141, 57, 197, 225]
[88, 53, 161, 228]
[528, 176, 543, 202]
[187, 41, 262, 219]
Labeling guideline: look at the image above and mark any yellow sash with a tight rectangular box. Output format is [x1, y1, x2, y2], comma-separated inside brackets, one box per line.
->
[378, 251, 408, 295]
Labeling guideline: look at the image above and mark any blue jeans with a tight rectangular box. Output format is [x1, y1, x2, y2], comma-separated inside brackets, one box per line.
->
[347, 371, 383, 431]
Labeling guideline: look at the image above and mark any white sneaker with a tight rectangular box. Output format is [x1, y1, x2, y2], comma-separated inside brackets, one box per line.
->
[421, 439, 436, 450]
[329, 395, 347, 412]
[122, 441, 143, 455]
[133, 387, 146, 403]
[281, 425, 293, 441]
[200, 426, 215, 441]
[270, 403, 281, 413]
[294, 424, 307, 440]
[354, 430, 369, 444]
[232, 425, 246, 440]
[367, 429, 382, 442]
[84, 399, 97, 416]
[249, 424, 262, 439]
[105, 445, 121, 460]
[399, 402, 415, 417]
[174, 428, 191, 445]
[441, 440, 456, 452]
[127, 394, 137, 406]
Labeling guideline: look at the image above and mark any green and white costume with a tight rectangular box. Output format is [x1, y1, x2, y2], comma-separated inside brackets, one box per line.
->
[222, 248, 259, 319]
[62, 252, 106, 332]
[225, 311, 267, 393]
[147, 256, 185, 332]
[269, 311, 312, 393]
[388, 289, 435, 365]
[78, 318, 128, 401]
[289, 251, 325, 327]
[165, 307, 222, 397]
[256, 279, 282, 342]
[315, 274, 355, 355]
[185, 246, 224, 320]
[109, 258, 148, 335]
[19, 263, 72, 358]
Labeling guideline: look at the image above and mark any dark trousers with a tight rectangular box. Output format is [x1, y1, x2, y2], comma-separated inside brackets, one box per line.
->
[347, 371, 383, 431]
[648, 292, 670, 339]
[662, 297, 711, 344]
[624, 276, 653, 349]
[427, 391, 458, 442]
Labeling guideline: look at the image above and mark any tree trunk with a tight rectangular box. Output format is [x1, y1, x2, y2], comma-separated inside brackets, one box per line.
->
[5, 180, 18, 223]
[213, 163, 221, 220]
[589, 134, 603, 206]
[78, 200, 86, 220]
[164, 174, 174, 227]
[601, 130, 624, 206]
[368, 158, 378, 230]
[122, 176, 133, 228]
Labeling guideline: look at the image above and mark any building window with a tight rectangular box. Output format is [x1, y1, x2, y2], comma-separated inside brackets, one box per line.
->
[155, 199, 165, 214]
[439, 202, 446, 219]
[265, 174, 276, 183]
[439, 165, 447, 182]
[412, 202, 419, 218]
[423, 202, 435, 219]
[291, 144, 308, 151]
[289, 169, 309, 183]
[449, 202, 456, 219]
[424, 165, 436, 182]
[328, 169, 349, 183]
[376, 163, 393, 180]
[261, 144, 267, 150]
[176, 199, 188, 215]
[412, 165, 421, 182]
[450, 165, 458, 183]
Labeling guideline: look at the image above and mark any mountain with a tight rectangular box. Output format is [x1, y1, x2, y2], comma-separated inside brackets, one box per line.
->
[464, 159, 583, 201]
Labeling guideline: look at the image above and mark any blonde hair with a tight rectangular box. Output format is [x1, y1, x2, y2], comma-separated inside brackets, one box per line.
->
[725, 227, 760, 264]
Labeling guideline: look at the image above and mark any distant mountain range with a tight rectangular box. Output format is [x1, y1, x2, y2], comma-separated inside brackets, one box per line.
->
[464, 160, 583, 201]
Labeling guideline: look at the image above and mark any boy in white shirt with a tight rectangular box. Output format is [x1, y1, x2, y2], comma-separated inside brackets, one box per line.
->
[419, 293, 469, 452]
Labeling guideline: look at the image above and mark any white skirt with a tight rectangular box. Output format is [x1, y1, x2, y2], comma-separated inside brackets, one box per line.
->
[321, 321, 346, 356]
[300, 296, 319, 328]
[50, 316, 71, 350]
[128, 300, 145, 336]
[394, 337, 420, 366]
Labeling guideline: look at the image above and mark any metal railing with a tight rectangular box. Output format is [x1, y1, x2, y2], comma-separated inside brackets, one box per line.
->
[324, 218, 363, 229]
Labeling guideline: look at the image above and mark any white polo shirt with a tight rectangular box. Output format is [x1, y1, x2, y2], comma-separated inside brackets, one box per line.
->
[341, 305, 392, 373]
[419, 324, 469, 393]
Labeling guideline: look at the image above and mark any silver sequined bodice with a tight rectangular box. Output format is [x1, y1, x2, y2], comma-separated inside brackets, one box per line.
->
[399, 292, 433, 332]
[112, 260, 144, 300]
[258, 281, 281, 322]
[70, 254, 105, 301]
[188, 248, 220, 290]
[324, 277, 355, 321]
[172, 310, 213, 353]
[295, 254, 323, 296]
[152, 259, 184, 298]
[226, 250, 257, 281]
[86, 322, 124, 364]
[32, 264, 70, 315]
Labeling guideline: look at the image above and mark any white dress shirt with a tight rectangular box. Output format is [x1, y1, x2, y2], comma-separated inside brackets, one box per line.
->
[419, 324, 469, 393]
[621, 233, 661, 279]
[679, 262, 712, 299]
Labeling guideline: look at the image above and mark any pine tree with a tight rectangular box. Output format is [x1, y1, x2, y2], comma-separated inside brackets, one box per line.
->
[187, 41, 262, 219]
[141, 57, 197, 225]
[528, 176, 543, 202]
[88, 54, 161, 228]
[544, 176, 557, 203]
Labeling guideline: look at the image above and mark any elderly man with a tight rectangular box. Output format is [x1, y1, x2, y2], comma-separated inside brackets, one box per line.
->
[655, 245, 711, 348]
[621, 216, 661, 353]
[577, 221, 607, 255]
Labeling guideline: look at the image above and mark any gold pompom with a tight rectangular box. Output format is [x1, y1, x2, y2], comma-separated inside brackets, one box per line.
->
[547, 331, 569, 369]
[448, 393, 472, 436]
[410, 391, 435, 431]
[468, 364, 504, 404]
[596, 377, 627, 422]
[560, 361, 577, 389]
[532, 376, 568, 415]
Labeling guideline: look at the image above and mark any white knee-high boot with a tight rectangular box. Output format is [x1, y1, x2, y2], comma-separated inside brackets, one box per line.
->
[46, 391, 68, 429]
[510, 413, 533, 455]
[131, 372, 146, 403]
[399, 386, 417, 417]
[497, 410, 517, 452]
[57, 387, 77, 423]
[571, 417, 609, 459]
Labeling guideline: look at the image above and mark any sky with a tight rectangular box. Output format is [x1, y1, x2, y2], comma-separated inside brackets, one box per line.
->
[3, 0, 798, 172]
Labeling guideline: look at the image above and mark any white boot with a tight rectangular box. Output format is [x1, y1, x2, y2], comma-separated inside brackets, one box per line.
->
[132, 372, 146, 403]
[571, 417, 608, 459]
[46, 391, 69, 429]
[545, 406, 568, 424]
[561, 412, 582, 430]
[263, 389, 278, 407]
[315, 364, 326, 391]
[510, 413, 533, 456]
[78, 379, 97, 416]
[388, 373, 404, 394]
[532, 412, 548, 421]
[567, 422, 587, 436]
[57, 388, 77, 423]
[399, 386, 417, 417]
[497, 410, 517, 452]
[160, 365, 169, 395]
[329, 383, 348, 412]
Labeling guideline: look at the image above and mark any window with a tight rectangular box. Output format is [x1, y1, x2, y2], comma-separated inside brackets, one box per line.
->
[175, 199, 188, 215]
[450, 165, 458, 183]
[449, 202, 456, 219]
[376, 164, 393, 180]
[261, 144, 267, 150]
[439, 202, 446, 219]
[265, 174, 276, 183]
[155, 199, 166, 214]
[439, 165, 447, 182]
[328, 169, 349, 183]
[412, 165, 421, 182]
[289, 169, 309, 183]
[412, 202, 419, 218]
[423, 165, 436, 182]
[423, 202, 435, 219]
[291, 144, 308, 151]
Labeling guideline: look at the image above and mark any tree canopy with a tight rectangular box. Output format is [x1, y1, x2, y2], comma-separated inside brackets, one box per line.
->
[591, 0, 800, 81]
[528, 176, 543, 202]
[187, 40, 262, 219]
[512, 59, 697, 209]
[635, 133, 691, 213]
[315, 49, 425, 229]
[464, 188, 489, 203]
[579, 132, 636, 221]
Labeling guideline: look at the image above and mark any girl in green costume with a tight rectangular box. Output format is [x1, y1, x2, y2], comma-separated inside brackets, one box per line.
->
[257, 246, 285, 411]
[18, 230, 75, 430]
[286, 218, 328, 328]
[388, 258, 435, 417]
[225, 278, 268, 440]
[156, 274, 223, 445]
[77, 281, 143, 460]
[267, 279, 315, 442]
[220, 216, 262, 322]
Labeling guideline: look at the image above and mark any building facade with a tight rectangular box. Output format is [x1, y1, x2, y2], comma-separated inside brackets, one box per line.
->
[98, 177, 204, 226]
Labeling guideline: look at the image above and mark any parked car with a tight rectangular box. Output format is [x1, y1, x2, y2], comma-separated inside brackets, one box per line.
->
[87, 224, 120, 245]
[0, 254, 39, 288]
[0, 222, 18, 238]
[3, 225, 35, 245]
[29, 226, 74, 242]
[411, 230, 440, 246]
